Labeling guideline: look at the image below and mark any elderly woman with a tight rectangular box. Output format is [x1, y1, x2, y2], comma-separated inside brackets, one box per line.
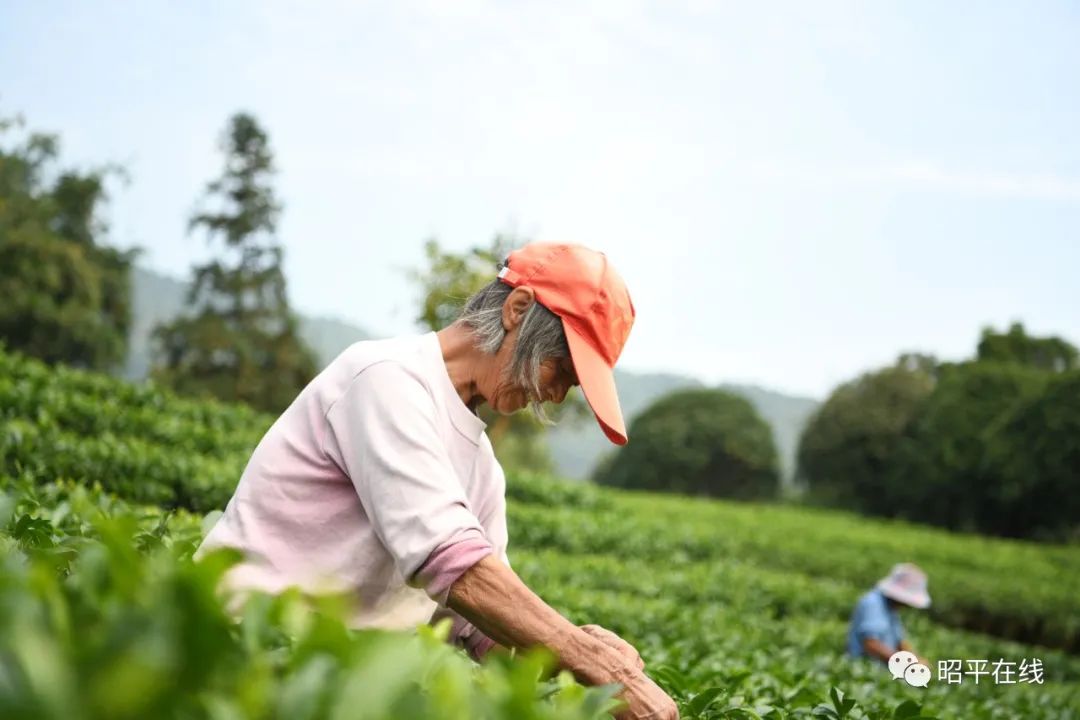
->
[197, 242, 678, 720]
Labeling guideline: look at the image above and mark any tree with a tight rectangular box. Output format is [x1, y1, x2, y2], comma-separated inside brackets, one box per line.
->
[887, 361, 1048, 533]
[796, 359, 935, 514]
[152, 113, 316, 413]
[408, 234, 590, 473]
[976, 322, 1078, 373]
[594, 388, 779, 499]
[0, 114, 136, 370]
[983, 370, 1080, 540]
[799, 329, 1080, 541]
[412, 235, 519, 333]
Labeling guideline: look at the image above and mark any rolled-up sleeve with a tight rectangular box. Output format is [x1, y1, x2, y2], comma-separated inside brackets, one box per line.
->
[322, 361, 493, 601]
[427, 443, 511, 659]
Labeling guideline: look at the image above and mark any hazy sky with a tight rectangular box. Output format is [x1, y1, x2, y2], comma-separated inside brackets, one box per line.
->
[4, 0, 1079, 398]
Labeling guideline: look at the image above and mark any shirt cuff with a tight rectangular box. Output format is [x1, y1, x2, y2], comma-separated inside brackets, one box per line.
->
[413, 530, 494, 605]
[465, 632, 497, 661]
[435, 608, 498, 662]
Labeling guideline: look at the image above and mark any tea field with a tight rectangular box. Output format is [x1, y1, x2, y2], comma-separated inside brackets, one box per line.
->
[2, 348, 1079, 719]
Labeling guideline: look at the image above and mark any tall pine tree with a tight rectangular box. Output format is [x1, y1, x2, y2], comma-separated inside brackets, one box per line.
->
[153, 113, 316, 412]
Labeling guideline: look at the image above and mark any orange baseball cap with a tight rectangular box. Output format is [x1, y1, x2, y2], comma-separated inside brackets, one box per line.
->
[497, 242, 635, 445]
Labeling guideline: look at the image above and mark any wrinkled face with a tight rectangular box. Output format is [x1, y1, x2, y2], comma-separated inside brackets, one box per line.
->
[487, 350, 579, 415]
[478, 287, 581, 415]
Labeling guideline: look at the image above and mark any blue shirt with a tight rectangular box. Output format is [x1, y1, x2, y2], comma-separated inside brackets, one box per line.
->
[847, 589, 905, 658]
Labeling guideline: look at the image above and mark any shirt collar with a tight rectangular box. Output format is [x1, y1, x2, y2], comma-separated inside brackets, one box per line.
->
[425, 331, 487, 444]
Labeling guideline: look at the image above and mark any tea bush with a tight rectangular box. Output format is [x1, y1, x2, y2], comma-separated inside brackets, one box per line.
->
[0, 475, 622, 720]
[2, 347, 1079, 718]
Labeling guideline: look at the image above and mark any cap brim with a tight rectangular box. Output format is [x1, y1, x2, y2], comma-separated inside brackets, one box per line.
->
[563, 321, 628, 446]
[878, 583, 931, 609]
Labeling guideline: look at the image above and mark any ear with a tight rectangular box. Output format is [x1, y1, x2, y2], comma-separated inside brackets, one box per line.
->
[502, 286, 536, 331]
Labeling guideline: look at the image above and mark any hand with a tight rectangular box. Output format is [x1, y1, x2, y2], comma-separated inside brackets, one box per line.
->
[613, 670, 680, 720]
[580, 624, 645, 671]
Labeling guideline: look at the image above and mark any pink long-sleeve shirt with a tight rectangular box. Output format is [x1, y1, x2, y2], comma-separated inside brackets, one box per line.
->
[195, 331, 505, 657]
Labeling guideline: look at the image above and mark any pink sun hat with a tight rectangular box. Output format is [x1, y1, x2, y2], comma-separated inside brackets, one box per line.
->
[877, 563, 931, 609]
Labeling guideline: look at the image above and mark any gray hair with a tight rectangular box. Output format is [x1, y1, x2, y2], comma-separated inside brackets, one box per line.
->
[457, 258, 570, 425]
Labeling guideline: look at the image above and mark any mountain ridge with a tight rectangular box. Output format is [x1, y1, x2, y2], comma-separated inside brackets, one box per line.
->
[126, 266, 818, 482]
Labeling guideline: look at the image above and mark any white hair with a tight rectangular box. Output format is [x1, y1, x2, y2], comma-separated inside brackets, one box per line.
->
[457, 258, 569, 424]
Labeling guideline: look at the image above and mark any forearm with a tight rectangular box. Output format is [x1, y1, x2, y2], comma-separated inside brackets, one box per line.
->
[862, 637, 895, 664]
[446, 555, 635, 686]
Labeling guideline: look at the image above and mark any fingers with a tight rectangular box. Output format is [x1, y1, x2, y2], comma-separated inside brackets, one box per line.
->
[613, 673, 680, 720]
[580, 624, 645, 670]
[579, 625, 674, 718]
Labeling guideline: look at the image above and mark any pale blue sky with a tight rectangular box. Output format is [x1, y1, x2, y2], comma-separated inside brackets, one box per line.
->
[3, 0, 1078, 398]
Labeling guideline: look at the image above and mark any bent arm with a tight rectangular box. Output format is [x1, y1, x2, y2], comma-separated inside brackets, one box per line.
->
[862, 637, 896, 664]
